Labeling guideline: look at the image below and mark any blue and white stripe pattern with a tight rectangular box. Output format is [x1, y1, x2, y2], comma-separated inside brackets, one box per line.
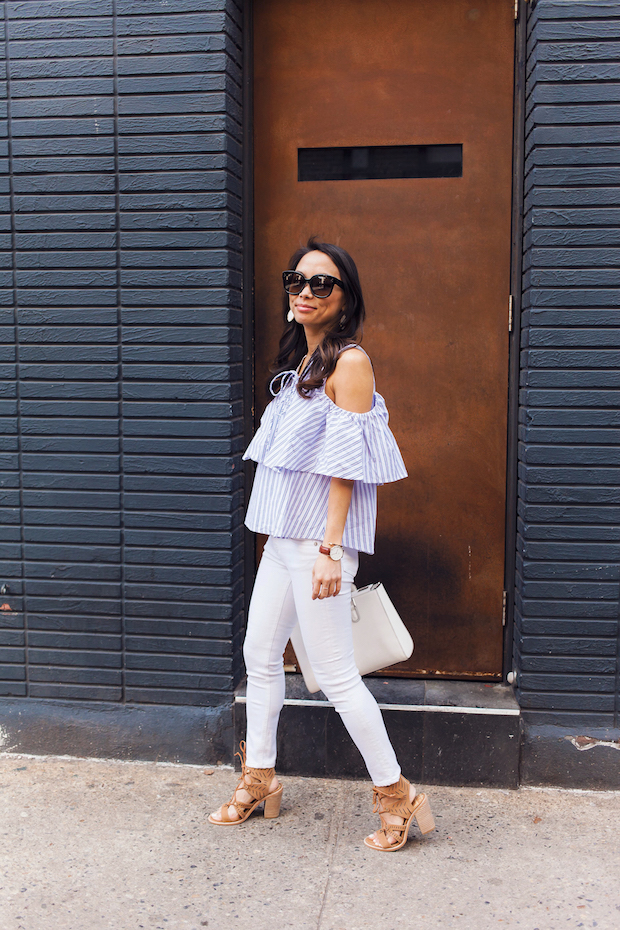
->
[243, 347, 407, 555]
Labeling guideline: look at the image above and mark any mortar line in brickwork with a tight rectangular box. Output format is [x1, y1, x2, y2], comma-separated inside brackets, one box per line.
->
[112, 0, 126, 703]
[3, 5, 28, 696]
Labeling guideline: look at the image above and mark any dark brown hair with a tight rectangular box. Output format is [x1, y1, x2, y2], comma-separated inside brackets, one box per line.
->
[269, 237, 366, 398]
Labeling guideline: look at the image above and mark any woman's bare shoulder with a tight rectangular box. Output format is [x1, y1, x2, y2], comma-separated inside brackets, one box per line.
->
[334, 346, 373, 378]
[327, 347, 374, 411]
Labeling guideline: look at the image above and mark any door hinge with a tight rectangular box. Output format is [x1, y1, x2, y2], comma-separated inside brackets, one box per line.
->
[502, 590, 507, 626]
[508, 294, 513, 332]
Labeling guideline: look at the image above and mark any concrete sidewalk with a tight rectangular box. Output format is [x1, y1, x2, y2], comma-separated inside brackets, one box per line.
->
[1, 754, 619, 930]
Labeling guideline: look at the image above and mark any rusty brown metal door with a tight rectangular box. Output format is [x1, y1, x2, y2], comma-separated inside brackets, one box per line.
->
[253, 0, 515, 679]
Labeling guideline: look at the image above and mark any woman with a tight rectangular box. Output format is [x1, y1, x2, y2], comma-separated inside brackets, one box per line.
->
[208, 238, 434, 851]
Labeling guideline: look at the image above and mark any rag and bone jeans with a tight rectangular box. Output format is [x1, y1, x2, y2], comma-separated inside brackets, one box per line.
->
[243, 536, 401, 787]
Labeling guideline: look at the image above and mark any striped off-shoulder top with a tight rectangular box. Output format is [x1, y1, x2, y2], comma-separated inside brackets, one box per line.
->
[242, 345, 407, 555]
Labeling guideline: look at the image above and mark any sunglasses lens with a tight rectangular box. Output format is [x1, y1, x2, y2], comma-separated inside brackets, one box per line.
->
[282, 271, 338, 297]
[310, 275, 333, 298]
[283, 272, 304, 294]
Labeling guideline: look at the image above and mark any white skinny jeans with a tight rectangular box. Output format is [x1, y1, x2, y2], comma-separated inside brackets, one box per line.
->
[243, 536, 401, 787]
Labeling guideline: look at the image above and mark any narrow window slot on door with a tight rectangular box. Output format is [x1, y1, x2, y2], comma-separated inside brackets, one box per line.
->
[298, 145, 462, 181]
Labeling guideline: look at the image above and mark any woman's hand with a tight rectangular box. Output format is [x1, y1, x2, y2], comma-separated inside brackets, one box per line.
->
[312, 553, 342, 599]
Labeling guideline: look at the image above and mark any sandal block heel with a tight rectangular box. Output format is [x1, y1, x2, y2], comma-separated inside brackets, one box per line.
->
[364, 776, 435, 851]
[413, 794, 435, 834]
[263, 783, 283, 819]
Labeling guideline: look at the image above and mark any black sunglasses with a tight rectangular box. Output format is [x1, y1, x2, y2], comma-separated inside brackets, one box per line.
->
[282, 270, 344, 299]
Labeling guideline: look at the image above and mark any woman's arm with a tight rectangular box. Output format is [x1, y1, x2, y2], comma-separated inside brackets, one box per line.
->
[312, 349, 374, 599]
[312, 476, 353, 599]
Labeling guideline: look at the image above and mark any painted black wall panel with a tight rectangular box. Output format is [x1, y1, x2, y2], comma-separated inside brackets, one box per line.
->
[29, 684, 122, 700]
[0, 1, 244, 707]
[522, 427, 620, 445]
[8, 38, 113, 59]
[534, 62, 620, 81]
[527, 126, 620, 154]
[527, 38, 620, 65]
[517, 1, 620, 726]
[515, 559, 549, 589]
[28, 632, 121, 650]
[527, 329, 620, 347]
[522, 656, 616, 673]
[526, 190, 620, 213]
[531, 1, 620, 20]
[28, 614, 121, 632]
[523, 490, 620, 507]
[519, 634, 617, 655]
[522, 372, 620, 388]
[520, 672, 616, 692]
[30, 649, 121, 668]
[29, 667, 121, 686]
[519, 691, 614, 711]
[522, 505, 620, 525]
[533, 20, 620, 40]
[123, 687, 230, 706]
[7, 2, 114, 18]
[26, 566, 121, 584]
[125, 617, 231, 638]
[531, 85, 620, 107]
[521, 446, 620, 465]
[520, 526, 620, 544]
[521, 508, 620, 530]
[124, 634, 230, 656]
[520, 464, 620, 490]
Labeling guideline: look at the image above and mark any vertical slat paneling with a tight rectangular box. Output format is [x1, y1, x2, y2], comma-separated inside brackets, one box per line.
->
[0, 4, 25, 696]
[516, 0, 620, 727]
[117, 0, 243, 705]
[6, 0, 122, 701]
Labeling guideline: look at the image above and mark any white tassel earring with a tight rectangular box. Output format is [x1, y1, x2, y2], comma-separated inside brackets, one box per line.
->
[287, 309, 295, 323]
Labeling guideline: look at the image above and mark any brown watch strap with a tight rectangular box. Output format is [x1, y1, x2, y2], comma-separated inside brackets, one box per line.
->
[319, 545, 331, 556]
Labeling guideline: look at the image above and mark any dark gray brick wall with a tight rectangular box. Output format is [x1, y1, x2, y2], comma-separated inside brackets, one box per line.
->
[515, 0, 620, 727]
[0, 0, 244, 706]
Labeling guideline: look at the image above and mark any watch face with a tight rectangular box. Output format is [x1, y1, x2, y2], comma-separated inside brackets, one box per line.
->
[330, 545, 344, 561]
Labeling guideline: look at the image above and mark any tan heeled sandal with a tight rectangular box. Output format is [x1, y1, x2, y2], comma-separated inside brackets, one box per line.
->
[208, 741, 283, 826]
[364, 774, 435, 851]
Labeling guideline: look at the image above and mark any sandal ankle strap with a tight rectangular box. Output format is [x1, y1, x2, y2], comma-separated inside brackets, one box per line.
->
[372, 775, 414, 819]
[234, 741, 277, 802]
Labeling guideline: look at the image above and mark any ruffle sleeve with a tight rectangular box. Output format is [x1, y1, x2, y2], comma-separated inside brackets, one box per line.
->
[243, 389, 407, 485]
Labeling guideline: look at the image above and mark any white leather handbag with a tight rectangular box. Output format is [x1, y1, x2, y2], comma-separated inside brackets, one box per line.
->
[289, 582, 414, 694]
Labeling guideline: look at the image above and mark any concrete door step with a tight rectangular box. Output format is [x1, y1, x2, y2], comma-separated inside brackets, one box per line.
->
[234, 674, 521, 788]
